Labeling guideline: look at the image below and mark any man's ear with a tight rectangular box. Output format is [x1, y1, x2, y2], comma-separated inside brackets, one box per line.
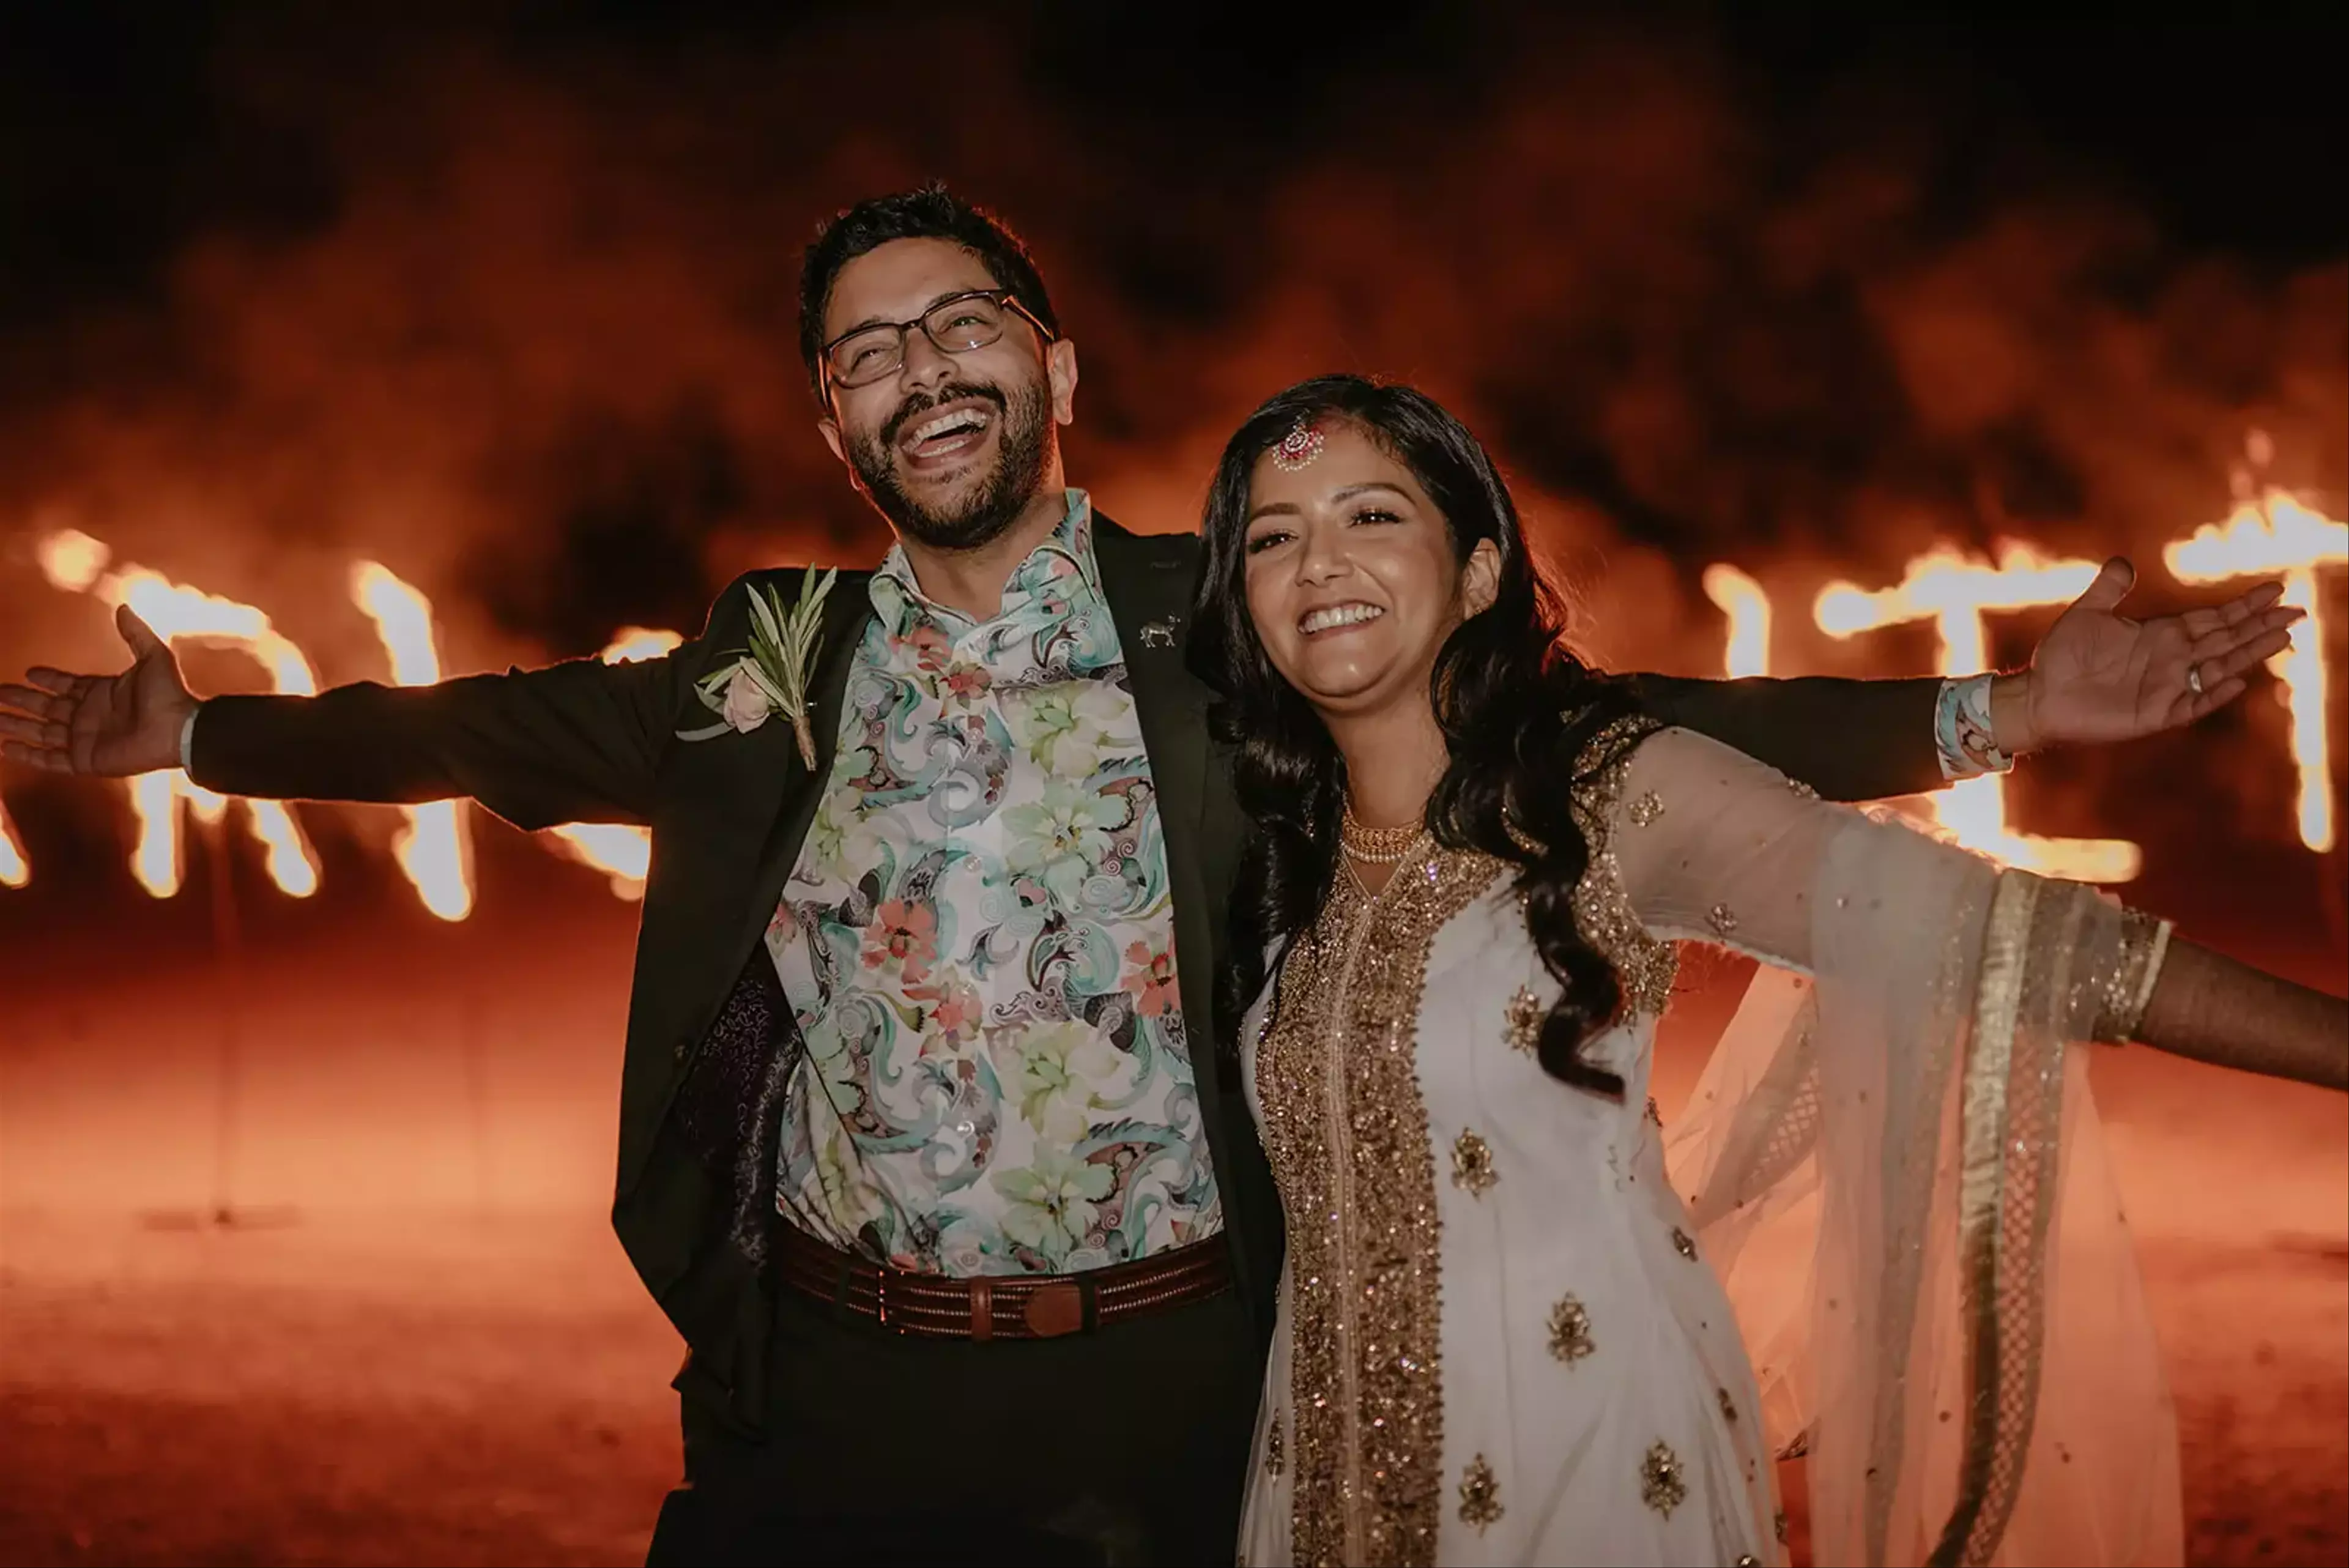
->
[1461, 538, 1502, 617]
[1049, 338, 1080, 426]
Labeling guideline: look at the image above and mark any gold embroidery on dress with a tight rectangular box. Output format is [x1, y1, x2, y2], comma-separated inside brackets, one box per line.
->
[1717, 1386, 1737, 1422]
[1670, 1225, 1697, 1260]
[1706, 901, 1740, 938]
[1644, 1095, 1663, 1126]
[1627, 789, 1665, 826]
[1548, 1294, 1595, 1364]
[1641, 1440, 1688, 1518]
[1786, 776, 1819, 799]
[1256, 848, 1506, 1566]
[1266, 1413, 1286, 1476]
[1451, 1131, 1497, 1197]
[1775, 1508, 1789, 1543]
[1566, 716, 1677, 1019]
[1457, 1455, 1504, 1533]
[1504, 986, 1543, 1054]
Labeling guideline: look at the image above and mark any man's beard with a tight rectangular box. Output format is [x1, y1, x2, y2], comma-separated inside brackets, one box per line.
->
[848, 378, 1055, 552]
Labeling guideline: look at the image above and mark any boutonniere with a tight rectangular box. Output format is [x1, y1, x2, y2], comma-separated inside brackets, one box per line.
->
[679, 567, 838, 768]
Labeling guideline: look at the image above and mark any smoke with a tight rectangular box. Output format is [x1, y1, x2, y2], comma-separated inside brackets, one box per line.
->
[0, 9, 2339, 856]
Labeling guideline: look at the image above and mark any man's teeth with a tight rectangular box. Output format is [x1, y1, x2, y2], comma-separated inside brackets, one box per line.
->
[909, 409, 989, 445]
[1301, 604, 1384, 634]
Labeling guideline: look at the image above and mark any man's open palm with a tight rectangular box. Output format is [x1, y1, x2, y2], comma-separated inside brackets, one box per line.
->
[0, 606, 197, 778]
[2026, 559, 2302, 748]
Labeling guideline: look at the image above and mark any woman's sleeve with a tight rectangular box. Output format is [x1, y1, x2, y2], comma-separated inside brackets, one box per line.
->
[1573, 724, 2181, 1567]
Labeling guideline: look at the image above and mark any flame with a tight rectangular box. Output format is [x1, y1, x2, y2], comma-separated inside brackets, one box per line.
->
[35, 540, 322, 899]
[601, 626, 684, 664]
[0, 800, 28, 888]
[2165, 488, 2347, 852]
[1813, 541, 2142, 882]
[351, 562, 476, 920]
[1702, 565, 1770, 679]
[545, 822, 650, 901]
[35, 528, 111, 592]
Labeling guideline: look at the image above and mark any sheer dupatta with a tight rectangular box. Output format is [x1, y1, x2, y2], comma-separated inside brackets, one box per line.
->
[1594, 727, 2180, 1566]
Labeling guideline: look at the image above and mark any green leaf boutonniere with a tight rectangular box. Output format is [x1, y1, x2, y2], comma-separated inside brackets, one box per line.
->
[680, 567, 838, 768]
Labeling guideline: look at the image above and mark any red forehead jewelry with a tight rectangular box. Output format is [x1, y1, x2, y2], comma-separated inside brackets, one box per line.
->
[1269, 417, 1327, 472]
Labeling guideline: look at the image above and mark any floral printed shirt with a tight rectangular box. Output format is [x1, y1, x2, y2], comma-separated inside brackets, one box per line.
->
[766, 491, 1221, 1276]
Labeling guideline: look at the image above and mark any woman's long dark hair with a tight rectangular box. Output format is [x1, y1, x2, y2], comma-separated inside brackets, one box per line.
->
[1187, 374, 1644, 1096]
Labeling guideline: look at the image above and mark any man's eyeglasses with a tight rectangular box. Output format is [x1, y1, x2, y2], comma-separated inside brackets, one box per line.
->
[819, 289, 1055, 396]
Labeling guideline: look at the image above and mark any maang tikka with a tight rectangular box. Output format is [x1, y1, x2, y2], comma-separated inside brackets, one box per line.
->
[1269, 417, 1327, 472]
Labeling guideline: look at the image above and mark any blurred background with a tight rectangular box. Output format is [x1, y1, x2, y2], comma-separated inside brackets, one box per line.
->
[0, 4, 2340, 1564]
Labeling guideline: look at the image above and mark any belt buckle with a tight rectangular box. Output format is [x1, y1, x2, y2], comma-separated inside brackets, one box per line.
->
[1022, 1279, 1084, 1339]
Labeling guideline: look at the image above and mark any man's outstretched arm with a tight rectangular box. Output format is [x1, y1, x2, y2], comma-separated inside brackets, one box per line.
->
[1620, 559, 2299, 803]
[3, 582, 748, 830]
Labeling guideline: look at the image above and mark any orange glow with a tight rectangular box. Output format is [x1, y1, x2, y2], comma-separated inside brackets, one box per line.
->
[351, 563, 475, 920]
[2164, 489, 2346, 853]
[36, 536, 322, 899]
[1702, 565, 1770, 679]
[544, 822, 650, 901]
[35, 528, 112, 593]
[1813, 541, 2141, 882]
[0, 800, 28, 888]
[600, 626, 683, 664]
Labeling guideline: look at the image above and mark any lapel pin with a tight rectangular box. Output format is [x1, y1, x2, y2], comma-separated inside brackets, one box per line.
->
[1139, 618, 1179, 649]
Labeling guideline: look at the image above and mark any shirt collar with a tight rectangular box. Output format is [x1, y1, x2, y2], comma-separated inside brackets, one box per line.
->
[870, 488, 1101, 633]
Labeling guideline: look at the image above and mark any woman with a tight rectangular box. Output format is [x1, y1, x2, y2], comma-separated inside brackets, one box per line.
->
[1185, 374, 2347, 1567]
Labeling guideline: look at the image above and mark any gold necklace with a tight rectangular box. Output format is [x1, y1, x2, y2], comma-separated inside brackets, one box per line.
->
[1340, 804, 1427, 864]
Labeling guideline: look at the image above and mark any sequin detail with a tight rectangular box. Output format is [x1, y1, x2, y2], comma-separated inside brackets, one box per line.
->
[1775, 1509, 1790, 1543]
[1451, 1131, 1497, 1197]
[1670, 1225, 1697, 1260]
[1256, 848, 1505, 1566]
[1567, 716, 1677, 1018]
[1717, 1386, 1737, 1422]
[1706, 902, 1740, 938]
[1736, 1556, 1762, 1567]
[1627, 789, 1665, 827]
[1457, 1455, 1503, 1533]
[1266, 1414, 1286, 1476]
[1641, 1441, 1688, 1518]
[1504, 986, 1543, 1055]
[1644, 1095, 1663, 1126]
[1548, 1294, 1594, 1364]
[1786, 776, 1819, 799]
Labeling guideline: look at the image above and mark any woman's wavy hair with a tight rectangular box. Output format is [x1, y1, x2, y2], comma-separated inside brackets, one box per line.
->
[1187, 374, 1644, 1096]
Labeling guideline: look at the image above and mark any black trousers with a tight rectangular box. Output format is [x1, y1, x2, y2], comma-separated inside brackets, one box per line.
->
[645, 1281, 1263, 1567]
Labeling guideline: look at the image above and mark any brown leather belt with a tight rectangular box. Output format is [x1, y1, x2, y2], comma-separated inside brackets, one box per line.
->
[777, 1224, 1231, 1342]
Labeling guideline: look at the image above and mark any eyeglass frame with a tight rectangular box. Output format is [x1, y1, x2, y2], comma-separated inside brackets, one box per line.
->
[816, 288, 1058, 403]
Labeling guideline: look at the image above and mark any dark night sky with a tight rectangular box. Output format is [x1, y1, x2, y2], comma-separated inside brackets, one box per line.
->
[0, 1, 2340, 666]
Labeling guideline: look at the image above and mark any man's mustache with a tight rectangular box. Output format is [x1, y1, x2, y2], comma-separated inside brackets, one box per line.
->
[880, 382, 1008, 449]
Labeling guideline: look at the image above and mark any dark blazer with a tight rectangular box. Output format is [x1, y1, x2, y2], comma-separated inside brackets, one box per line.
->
[188, 515, 1943, 1430]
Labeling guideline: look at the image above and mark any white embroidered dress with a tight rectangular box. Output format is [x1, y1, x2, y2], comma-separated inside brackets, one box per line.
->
[1236, 725, 2180, 1567]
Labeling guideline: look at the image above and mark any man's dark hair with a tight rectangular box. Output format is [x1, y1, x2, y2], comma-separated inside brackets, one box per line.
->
[796, 183, 1061, 403]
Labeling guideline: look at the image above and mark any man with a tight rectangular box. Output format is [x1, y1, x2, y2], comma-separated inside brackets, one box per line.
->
[0, 185, 2299, 1566]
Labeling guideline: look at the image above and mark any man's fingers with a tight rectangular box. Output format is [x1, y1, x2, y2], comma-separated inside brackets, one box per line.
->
[0, 738, 70, 771]
[0, 712, 69, 748]
[2187, 675, 2248, 721]
[2200, 629, 2296, 682]
[2072, 556, 2136, 614]
[116, 605, 165, 658]
[0, 682, 70, 721]
[2215, 581, 2286, 624]
[18, 668, 95, 700]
